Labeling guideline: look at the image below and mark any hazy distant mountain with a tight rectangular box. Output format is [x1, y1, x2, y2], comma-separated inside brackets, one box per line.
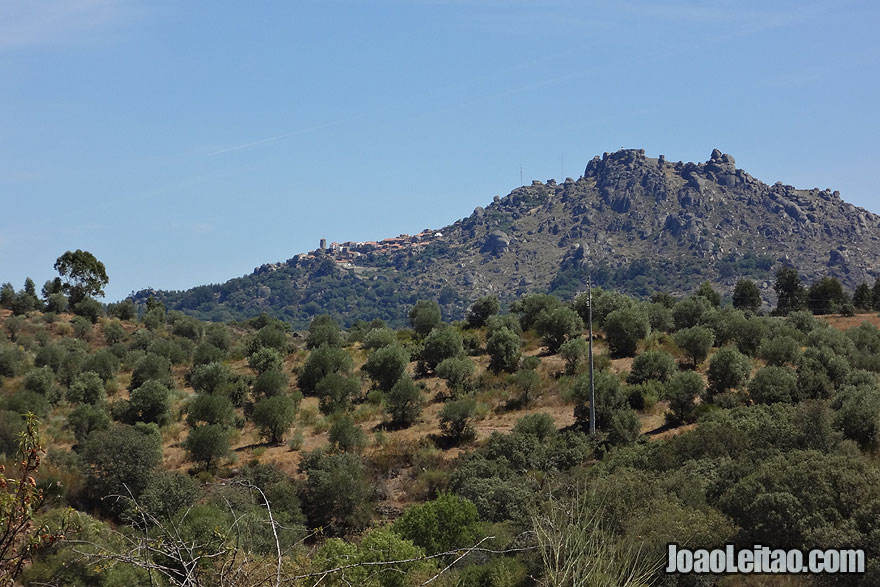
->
[133, 148, 880, 327]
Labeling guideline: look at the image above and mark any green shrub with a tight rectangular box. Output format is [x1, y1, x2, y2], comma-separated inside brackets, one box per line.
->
[68, 403, 111, 443]
[252, 368, 288, 398]
[510, 293, 563, 331]
[363, 327, 397, 351]
[0, 344, 29, 377]
[73, 297, 103, 323]
[393, 493, 481, 553]
[409, 300, 442, 336]
[536, 306, 584, 353]
[757, 335, 801, 366]
[672, 296, 712, 330]
[732, 278, 762, 312]
[298, 449, 375, 536]
[129, 352, 173, 390]
[421, 326, 464, 372]
[187, 392, 235, 427]
[306, 314, 343, 349]
[247, 346, 283, 375]
[23, 365, 57, 399]
[573, 370, 628, 431]
[128, 380, 172, 425]
[83, 349, 121, 383]
[80, 424, 163, 514]
[466, 295, 500, 328]
[560, 337, 588, 376]
[511, 368, 541, 407]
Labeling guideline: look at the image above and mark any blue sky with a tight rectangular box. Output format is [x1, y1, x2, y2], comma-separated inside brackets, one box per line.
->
[2, 0, 878, 301]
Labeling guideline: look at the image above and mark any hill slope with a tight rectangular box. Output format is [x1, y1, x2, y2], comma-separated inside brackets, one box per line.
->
[134, 148, 880, 327]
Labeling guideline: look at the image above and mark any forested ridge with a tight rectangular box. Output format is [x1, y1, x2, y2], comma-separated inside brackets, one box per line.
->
[4, 253, 880, 585]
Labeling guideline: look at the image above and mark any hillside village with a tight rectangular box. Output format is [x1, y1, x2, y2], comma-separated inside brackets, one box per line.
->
[254, 229, 445, 274]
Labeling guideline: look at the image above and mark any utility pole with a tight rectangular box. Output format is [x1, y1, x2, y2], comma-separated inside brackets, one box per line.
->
[588, 274, 596, 435]
[520, 164, 523, 186]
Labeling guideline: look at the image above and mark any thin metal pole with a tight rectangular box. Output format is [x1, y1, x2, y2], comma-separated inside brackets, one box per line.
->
[588, 275, 596, 435]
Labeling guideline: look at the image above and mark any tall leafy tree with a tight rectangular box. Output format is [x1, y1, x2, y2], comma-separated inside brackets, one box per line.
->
[807, 277, 849, 315]
[774, 267, 807, 316]
[54, 250, 109, 304]
[853, 282, 874, 311]
[696, 281, 721, 307]
[408, 300, 442, 336]
[732, 279, 762, 312]
[466, 295, 500, 328]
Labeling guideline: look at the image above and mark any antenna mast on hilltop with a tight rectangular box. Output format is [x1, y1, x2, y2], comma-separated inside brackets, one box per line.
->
[520, 164, 523, 186]
[588, 274, 596, 436]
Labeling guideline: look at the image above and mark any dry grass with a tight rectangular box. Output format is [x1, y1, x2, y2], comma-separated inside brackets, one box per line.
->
[0, 310, 709, 512]
[819, 311, 880, 331]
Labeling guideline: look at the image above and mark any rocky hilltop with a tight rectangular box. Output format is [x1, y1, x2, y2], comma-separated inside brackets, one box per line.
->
[134, 149, 880, 327]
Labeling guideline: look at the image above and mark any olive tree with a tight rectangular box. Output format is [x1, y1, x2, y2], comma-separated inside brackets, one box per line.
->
[749, 366, 798, 405]
[386, 376, 424, 428]
[603, 307, 650, 358]
[436, 356, 475, 397]
[362, 344, 409, 391]
[673, 326, 715, 368]
[439, 398, 477, 445]
[420, 326, 463, 372]
[252, 394, 298, 443]
[184, 424, 229, 469]
[627, 350, 676, 384]
[560, 338, 588, 376]
[537, 307, 584, 354]
[707, 346, 752, 396]
[298, 449, 375, 536]
[315, 373, 361, 415]
[298, 345, 354, 394]
[664, 371, 705, 425]
[486, 327, 521, 373]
